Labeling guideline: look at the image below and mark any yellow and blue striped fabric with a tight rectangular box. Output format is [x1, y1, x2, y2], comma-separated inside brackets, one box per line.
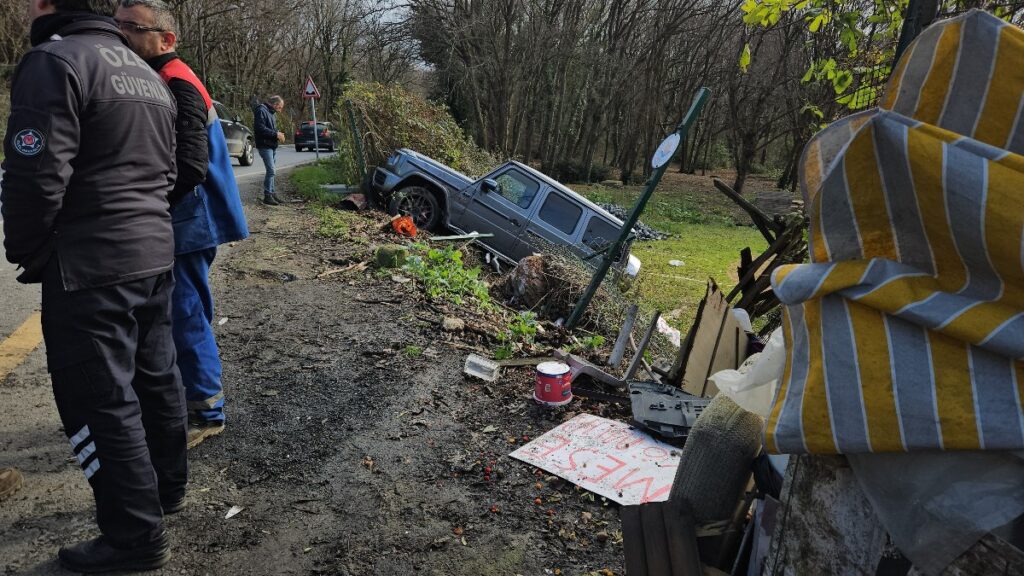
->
[765, 10, 1024, 454]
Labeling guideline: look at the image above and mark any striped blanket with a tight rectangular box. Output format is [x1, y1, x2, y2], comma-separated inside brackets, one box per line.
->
[765, 9, 1024, 454]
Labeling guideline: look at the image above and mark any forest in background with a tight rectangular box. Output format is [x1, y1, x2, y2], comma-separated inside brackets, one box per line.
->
[3, 1, 1024, 190]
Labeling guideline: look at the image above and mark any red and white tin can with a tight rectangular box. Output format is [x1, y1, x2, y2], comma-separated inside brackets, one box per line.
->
[534, 361, 572, 407]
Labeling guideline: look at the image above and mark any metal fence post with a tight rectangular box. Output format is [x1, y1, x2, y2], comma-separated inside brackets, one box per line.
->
[565, 88, 710, 329]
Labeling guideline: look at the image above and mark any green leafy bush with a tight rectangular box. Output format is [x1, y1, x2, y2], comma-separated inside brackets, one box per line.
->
[551, 160, 612, 183]
[403, 245, 492, 307]
[340, 82, 495, 176]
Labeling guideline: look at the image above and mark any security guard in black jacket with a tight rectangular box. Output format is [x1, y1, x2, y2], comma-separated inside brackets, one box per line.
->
[1, 0, 185, 571]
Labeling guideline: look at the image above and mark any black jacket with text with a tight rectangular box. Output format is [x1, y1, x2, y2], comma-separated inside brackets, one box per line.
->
[1, 14, 178, 290]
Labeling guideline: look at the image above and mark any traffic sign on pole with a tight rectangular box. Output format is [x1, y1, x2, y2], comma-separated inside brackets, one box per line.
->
[303, 76, 321, 100]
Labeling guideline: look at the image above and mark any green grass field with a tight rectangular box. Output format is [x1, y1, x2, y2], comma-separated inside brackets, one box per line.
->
[574, 180, 766, 331]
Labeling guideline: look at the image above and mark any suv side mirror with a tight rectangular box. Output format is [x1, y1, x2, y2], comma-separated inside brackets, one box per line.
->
[481, 178, 498, 193]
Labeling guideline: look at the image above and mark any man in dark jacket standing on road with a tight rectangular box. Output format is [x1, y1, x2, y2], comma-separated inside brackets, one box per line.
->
[254, 95, 286, 205]
[1, 0, 184, 571]
[115, 0, 249, 450]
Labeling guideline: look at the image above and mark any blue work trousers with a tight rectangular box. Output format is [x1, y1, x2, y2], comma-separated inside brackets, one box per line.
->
[171, 248, 224, 423]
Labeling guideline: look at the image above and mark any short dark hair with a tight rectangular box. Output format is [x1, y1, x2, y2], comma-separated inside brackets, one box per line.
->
[51, 0, 119, 16]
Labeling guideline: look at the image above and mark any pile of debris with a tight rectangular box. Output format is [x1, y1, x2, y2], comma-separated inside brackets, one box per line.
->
[596, 202, 669, 241]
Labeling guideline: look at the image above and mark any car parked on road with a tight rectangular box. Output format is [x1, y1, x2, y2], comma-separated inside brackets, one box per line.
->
[212, 100, 254, 166]
[295, 121, 337, 152]
[372, 149, 642, 280]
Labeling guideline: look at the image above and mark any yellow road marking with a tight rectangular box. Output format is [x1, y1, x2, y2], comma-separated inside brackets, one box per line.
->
[0, 312, 43, 380]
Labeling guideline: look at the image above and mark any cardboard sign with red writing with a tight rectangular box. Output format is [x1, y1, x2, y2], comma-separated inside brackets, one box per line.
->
[509, 413, 681, 505]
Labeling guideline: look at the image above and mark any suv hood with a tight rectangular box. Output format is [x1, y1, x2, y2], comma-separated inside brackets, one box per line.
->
[401, 149, 474, 189]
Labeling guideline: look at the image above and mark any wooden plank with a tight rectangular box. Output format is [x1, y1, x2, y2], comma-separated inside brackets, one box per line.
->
[622, 505, 650, 576]
[641, 503, 674, 576]
[610, 304, 640, 368]
[662, 499, 703, 576]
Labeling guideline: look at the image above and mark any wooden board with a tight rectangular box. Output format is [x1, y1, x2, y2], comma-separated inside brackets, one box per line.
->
[677, 281, 749, 397]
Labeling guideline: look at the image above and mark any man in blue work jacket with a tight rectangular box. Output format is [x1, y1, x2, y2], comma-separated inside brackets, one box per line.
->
[116, 0, 249, 449]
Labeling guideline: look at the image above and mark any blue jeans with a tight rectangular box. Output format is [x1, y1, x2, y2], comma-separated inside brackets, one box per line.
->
[172, 248, 224, 423]
[258, 147, 276, 195]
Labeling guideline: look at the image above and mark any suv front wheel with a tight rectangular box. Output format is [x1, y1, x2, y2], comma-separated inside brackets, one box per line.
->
[389, 186, 442, 231]
[239, 141, 254, 166]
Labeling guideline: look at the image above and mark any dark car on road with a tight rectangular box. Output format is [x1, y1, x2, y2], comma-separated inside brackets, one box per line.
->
[372, 149, 642, 280]
[212, 100, 254, 166]
[295, 121, 337, 152]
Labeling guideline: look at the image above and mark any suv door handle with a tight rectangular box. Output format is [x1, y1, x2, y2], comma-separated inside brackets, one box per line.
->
[509, 218, 521, 227]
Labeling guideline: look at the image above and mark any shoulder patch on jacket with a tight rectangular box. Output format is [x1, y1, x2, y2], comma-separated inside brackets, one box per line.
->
[12, 128, 45, 157]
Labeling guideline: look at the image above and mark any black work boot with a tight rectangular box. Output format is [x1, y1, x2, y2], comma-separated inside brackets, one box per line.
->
[272, 192, 286, 205]
[58, 531, 170, 573]
[262, 193, 279, 206]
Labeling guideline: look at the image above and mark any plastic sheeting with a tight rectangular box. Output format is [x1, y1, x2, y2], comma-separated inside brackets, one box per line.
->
[848, 451, 1024, 575]
[708, 327, 785, 418]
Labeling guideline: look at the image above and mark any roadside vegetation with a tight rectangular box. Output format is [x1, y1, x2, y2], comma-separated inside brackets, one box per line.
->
[289, 82, 771, 336]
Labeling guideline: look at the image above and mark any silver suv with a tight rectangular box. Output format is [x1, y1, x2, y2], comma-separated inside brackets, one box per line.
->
[372, 149, 641, 280]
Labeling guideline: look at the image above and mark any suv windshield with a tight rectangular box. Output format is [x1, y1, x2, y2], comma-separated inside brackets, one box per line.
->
[495, 171, 538, 209]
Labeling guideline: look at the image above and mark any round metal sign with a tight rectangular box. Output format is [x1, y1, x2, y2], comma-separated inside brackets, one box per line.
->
[651, 133, 681, 169]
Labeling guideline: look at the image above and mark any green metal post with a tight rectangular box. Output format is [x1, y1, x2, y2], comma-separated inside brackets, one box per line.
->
[345, 99, 366, 180]
[565, 88, 710, 329]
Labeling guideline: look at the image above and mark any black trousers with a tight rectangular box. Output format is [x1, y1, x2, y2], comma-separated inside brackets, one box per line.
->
[41, 259, 187, 546]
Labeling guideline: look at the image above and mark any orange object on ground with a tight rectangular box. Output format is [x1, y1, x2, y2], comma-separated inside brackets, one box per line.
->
[391, 215, 417, 238]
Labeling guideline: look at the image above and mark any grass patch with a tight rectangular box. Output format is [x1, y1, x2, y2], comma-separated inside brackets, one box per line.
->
[403, 345, 423, 358]
[576, 180, 768, 334]
[290, 161, 349, 204]
[629, 225, 766, 332]
[312, 205, 356, 239]
[575, 182, 742, 230]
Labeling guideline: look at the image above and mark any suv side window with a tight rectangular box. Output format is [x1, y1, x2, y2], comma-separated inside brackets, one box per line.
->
[538, 192, 583, 235]
[214, 103, 230, 120]
[495, 171, 539, 209]
[584, 216, 625, 260]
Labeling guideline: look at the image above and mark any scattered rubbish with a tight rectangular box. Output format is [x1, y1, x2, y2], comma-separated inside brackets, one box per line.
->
[609, 304, 639, 368]
[534, 361, 573, 407]
[624, 311, 661, 381]
[596, 202, 668, 240]
[442, 317, 465, 332]
[217, 317, 229, 326]
[318, 183, 357, 195]
[628, 382, 711, 440]
[481, 425, 497, 434]
[671, 395, 761, 524]
[668, 281, 750, 397]
[463, 354, 500, 382]
[552, 350, 626, 389]
[668, 260, 685, 267]
[572, 386, 630, 405]
[731, 308, 752, 333]
[708, 327, 784, 417]
[340, 193, 368, 211]
[390, 214, 417, 238]
[656, 316, 681, 348]
[318, 261, 369, 279]
[391, 275, 411, 284]
[497, 356, 556, 367]
[621, 498, 702, 576]
[225, 505, 243, 519]
[261, 389, 279, 397]
[510, 414, 680, 505]
[429, 232, 495, 241]
[374, 245, 408, 268]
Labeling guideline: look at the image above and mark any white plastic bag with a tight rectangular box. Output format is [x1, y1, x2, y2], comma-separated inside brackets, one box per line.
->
[708, 328, 785, 418]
